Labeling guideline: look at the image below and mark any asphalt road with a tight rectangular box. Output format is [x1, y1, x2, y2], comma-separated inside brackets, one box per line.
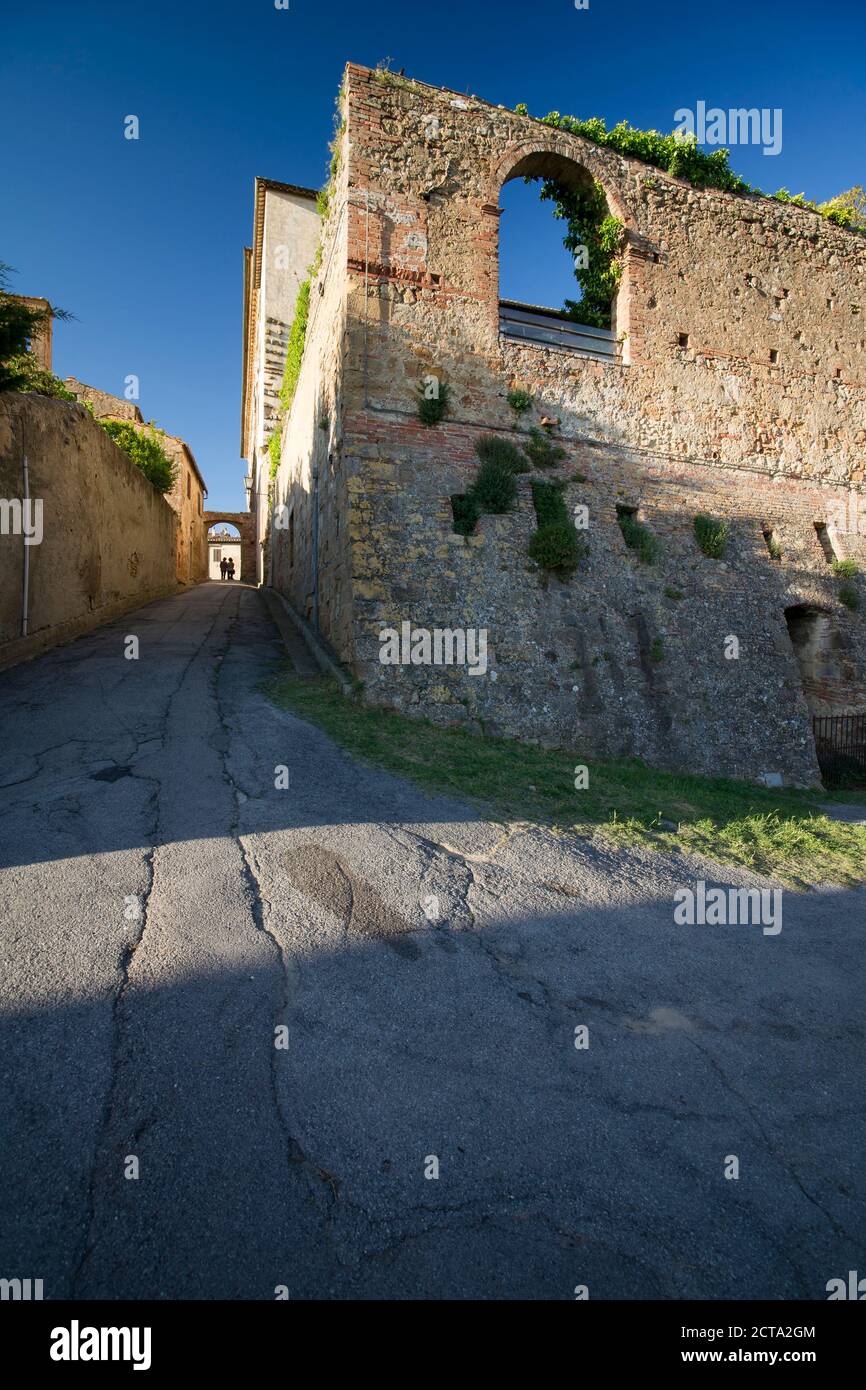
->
[0, 581, 863, 1300]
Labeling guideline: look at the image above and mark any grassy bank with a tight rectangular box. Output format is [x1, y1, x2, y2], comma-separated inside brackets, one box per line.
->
[267, 672, 866, 887]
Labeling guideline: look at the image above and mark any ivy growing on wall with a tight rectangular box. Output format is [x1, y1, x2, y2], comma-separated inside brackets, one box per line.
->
[270, 87, 345, 482]
[514, 107, 861, 228]
[271, 278, 311, 479]
[268, 429, 282, 480]
[536, 176, 625, 329]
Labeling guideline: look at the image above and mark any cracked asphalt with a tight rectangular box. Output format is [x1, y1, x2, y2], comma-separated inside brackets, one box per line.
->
[0, 581, 864, 1300]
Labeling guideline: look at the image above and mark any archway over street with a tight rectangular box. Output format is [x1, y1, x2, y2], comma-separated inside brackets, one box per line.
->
[203, 511, 256, 584]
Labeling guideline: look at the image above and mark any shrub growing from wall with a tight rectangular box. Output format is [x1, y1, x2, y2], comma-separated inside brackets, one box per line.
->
[528, 479, 585, 577]
[523, 427, 567, 470]
[97, 419, 177, 493]
[694, 513, 729, 558]
[475, 434, 530, 473]
[472, 457, 518, 512]
[617, 504, 657, 564]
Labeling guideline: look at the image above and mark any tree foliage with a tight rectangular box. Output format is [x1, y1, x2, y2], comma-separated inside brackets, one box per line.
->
[0, 262, 73, 395]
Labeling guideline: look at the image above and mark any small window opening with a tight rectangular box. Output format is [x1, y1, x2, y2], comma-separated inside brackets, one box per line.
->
[186, 472, 191, 498]
[769, 349, 779, 365]
[678, 332, 690, 348]
[827, 298, 835, 310]
[814, 522, 837, 563]
[762, 524, 783, 561]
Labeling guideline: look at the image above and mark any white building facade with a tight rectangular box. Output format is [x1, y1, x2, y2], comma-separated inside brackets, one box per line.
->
[241, 178, 320, 587]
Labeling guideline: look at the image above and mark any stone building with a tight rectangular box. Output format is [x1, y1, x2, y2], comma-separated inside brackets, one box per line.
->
[241, 177, 321, 586]
[14, 295, 53, 371]
[161, 433, 208, 584]
[63, 378, 208, 585]
[261, 62, 866, 787]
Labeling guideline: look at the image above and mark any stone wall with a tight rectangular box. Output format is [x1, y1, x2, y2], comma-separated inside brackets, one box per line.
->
[271, 63, 866, 786]
[342, 65, 865, 485]
[62, 379, 208, 586]
[63, 377, 143, 423]
[0, 393, 179, 669]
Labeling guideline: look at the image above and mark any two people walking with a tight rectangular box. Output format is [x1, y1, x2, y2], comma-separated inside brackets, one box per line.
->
[219, 556, 236, 581]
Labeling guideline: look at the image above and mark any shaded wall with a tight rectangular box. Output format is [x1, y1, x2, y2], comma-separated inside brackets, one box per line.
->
[0, 393, 179, 670]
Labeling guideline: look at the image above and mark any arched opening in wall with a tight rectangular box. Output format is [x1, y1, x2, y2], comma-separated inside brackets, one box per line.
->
[787, 604, 866, 785]
[498, 151, 626, 363]
[208, 522, 242, 582]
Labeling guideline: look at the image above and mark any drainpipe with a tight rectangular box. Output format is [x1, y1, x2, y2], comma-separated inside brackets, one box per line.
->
[21, 453, 30, 638]
[312, 457, 319, 631]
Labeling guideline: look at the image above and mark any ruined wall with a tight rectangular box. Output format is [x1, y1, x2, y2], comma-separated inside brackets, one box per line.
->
[273, 64, 866, 785]
[342, 65, 866, 484]
[350, 413, 866, 785]
[63, 378, 143, 423]
[0, 393, 178, 669]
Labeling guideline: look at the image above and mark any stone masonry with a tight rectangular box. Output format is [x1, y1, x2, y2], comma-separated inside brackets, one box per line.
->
[267, 63, 866, 787]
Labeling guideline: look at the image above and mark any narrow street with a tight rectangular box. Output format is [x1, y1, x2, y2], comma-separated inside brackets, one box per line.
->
[0, 582, 863, 1299]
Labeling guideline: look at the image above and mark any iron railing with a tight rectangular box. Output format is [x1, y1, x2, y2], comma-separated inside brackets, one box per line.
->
[499, 300, 618, 361]
[812, 712, 866, 775]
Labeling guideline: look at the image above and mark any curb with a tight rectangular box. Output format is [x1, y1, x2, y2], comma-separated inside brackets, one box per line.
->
[264, 587, 355, 696]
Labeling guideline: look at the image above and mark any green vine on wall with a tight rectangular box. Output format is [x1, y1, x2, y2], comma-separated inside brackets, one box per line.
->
[537, 176, 624, 328]
[515, 107, 861, 229]
[269, 86, 345, 481]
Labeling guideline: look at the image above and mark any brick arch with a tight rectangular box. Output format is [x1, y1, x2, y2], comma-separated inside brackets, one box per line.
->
[485, 134, 633, 226]
[485, 135, 635, 349]
[204, 512, 256, 584]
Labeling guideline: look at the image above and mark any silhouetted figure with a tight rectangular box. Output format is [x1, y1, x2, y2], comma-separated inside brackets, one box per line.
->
[219, 557, 228, 580]
[228, 558, 236, 581]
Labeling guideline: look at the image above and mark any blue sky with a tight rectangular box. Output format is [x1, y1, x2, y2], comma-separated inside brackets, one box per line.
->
[2, 0, 863, 510]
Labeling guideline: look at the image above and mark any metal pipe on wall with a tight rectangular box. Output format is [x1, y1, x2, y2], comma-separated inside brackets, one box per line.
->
[21, 453, 30, 638]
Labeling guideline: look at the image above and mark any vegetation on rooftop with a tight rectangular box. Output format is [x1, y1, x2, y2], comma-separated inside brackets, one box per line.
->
[514, 108, 865, 230]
